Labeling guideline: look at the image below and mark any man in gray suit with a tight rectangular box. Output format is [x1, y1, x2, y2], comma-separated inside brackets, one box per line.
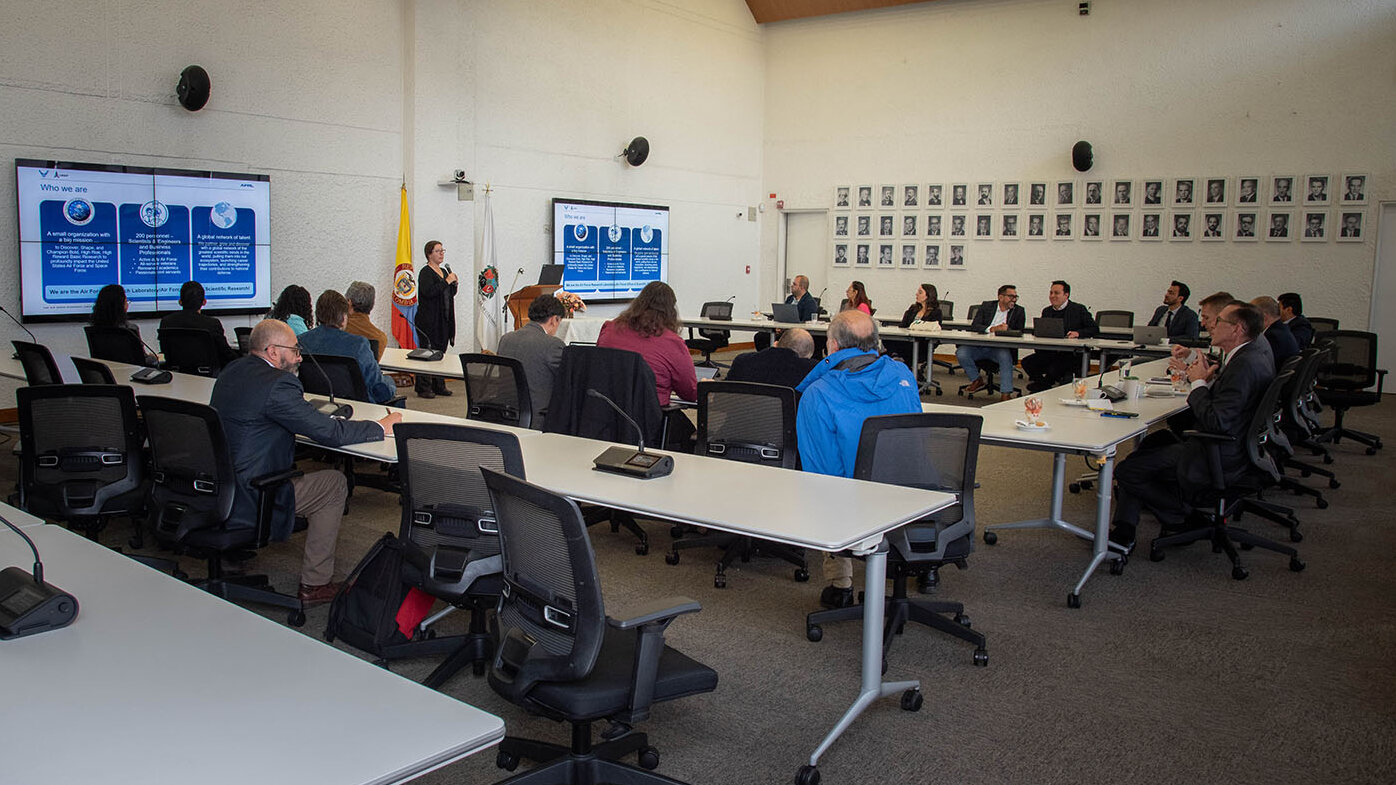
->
[496, 294, 566, 426]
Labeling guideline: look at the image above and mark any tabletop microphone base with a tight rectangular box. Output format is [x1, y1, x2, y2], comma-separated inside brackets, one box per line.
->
[406, 348, 444, 361]
[592, 446, 674, 479]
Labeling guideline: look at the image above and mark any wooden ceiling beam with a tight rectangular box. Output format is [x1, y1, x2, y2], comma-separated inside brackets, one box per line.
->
[744, 0, 943, 25]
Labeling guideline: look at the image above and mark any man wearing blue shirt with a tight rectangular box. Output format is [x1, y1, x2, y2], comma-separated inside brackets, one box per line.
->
[299, 290, 398, 404]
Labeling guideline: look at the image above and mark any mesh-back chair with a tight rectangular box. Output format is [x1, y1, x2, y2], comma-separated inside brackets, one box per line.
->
[965, 303, 980, 322]
[16, 384, 147, 542]
[376, 423, 522, 688]
[1274, 347, 1340, 512]
[481, 467, 718, 783]
[939, 300, 954, 320]
[158, 327, 223, 377]
[71, 357, 117, 385]
[138, 395, 306, 625]
[667, 382, 808, 587]
[1148, 372, 1306, 580]
[1313, 330, 1385, 455]
[84, 325, 147, 366]
[1307, 316, 1339, 333]
[684, 301, 733, 369]
[12, 341, 63, 385]
[299, 353, 370, 402]
[806, 413, 989, 668]
[234, 326, 252, 355]
[460, 353, 533, 429]
[1095, 310, 1135, 330]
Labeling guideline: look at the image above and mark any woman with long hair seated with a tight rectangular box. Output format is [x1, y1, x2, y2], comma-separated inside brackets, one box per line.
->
[842, 280, 873, 315]
[597, 280, 698, 407]
[90, 283, 157, 365]
[268, 284, 314, 335]
[884, 283, 943, 371]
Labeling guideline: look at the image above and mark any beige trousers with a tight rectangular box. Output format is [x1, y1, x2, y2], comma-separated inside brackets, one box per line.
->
[291, 470, 348, 586]
[823, 553, 854, 589]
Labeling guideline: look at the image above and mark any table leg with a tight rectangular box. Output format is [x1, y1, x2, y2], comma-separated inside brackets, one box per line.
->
[1080, 348, 1091, 378]
[983, 452, 1096, 542]
[1069, 447, 1125, 605]
[807, 539, 917, 768]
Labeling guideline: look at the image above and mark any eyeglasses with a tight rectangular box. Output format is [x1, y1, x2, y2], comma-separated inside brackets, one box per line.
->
[272, 344, 303, 355]
[1213, 317, 1236, 327]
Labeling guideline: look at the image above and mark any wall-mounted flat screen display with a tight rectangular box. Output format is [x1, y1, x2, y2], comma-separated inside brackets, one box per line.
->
[551, 198, 668, 302]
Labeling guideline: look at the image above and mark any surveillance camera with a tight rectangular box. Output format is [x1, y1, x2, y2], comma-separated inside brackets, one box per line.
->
[452, 169, 467, 183]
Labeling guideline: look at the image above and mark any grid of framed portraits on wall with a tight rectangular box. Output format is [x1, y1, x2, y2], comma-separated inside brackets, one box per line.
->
[829, 173, 1371, 267]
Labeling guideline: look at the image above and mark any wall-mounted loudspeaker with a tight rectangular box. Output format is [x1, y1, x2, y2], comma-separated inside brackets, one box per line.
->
[177, 65, 210, 111]
[621, 136, 649, 167]
[1072, 140, 1093, 172]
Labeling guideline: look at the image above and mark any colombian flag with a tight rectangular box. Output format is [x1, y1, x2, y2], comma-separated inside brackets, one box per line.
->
[390, 185, 417, 350]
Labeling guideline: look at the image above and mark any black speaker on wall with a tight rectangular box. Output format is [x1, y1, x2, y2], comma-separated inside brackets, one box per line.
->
[177, 65, 211, 111]
[1072, 140, 1093, 172]
[621, 137, 649, 167]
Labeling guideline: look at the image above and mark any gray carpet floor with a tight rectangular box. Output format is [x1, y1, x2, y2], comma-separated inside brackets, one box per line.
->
[10, 361, 1394, 785]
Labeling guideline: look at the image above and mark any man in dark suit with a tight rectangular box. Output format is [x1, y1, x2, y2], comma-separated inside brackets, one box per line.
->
[1251, 296, 1300, 369]
[1277, 292, 1314, 348]
[1109, 302, 1275, 550]
[1147, 280, 1201, 341]
[159, 280, 239, 365]
[755, 274, 820, 351]
[957, 284, 1025, 400]
[496, 293, 566, 426]
[727, 328, 818, 389]
[1021, 280, 1098, 392]
[211, 319, 400, 606]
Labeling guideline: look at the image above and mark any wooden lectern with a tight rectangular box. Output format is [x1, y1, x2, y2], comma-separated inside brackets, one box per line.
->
[505, 285, 560, 330]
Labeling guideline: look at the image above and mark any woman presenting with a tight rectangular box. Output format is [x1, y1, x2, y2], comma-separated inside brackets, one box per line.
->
[414, 239, 458, 398]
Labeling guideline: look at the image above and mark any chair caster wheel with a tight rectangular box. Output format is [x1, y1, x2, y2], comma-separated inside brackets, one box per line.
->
[670, 525, 687, 539]
[635, 543, 649, 556]
[1290, 529, 1304, 543]
[806, 625, 823, 642]
[1316, 498, 1329, 509]
[1289, 557, 1306, 572]
[1329, 479, 1340, 489]
[1067, 593, 1081, 609]
[794, 568, 810, 582]
[1366, 447, 1377, 456]
[1109, 559, 1125, 576]
[901, 689, 924, 711]
[936, 388, 944, 396]
[795, 764, 821, 785]
[1322, 454, 1334, 464]
[172, 569, 189, 581]
[1068, 482, 1081, 494]
[1232, 565, 1249, 580]
[664, 551, 680, 565]
[287, 610, 306, 627]
[973, 648, 989, 667]
[714, 575, 727, 589]
[1240, 542, 1254, 551]
[496, 750, 519, 772]
[954, 613, 971, 628]
[638, 746, 660, 770]
[983, 530, 998, 545]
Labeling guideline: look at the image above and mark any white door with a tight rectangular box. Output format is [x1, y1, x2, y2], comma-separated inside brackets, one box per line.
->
[1371, 201, 1396, 391]
[784, 211, 830, 308]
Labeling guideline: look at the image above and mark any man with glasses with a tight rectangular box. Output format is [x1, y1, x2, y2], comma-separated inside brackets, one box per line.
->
[212, 319, 401, 607]
[958, 284, 1025, 400]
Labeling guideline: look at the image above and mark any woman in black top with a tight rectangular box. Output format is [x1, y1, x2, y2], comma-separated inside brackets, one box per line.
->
[898, 283, 943, 327]
[91, 284, 157, 364]
[414, 239, 459, 397]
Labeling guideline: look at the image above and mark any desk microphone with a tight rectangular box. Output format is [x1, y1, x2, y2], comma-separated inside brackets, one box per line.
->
[407, 322, 444, 361]
[304, 352, 354, 420]
[1, 304, 39, 359]
[586, 390, 674, 479]
[0, 513, 79, 640]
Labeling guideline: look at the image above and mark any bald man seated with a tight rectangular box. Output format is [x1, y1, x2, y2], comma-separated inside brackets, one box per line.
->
[726, 328, 819, 389]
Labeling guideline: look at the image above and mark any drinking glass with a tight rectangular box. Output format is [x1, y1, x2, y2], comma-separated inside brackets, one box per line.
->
[1023, 396, 1044, 422]
[1072, 378, 1088, 401]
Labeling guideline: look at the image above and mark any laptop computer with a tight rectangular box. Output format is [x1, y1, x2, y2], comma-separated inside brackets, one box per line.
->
[538, 264, 564, 285]
[1033, 317, 1066, 339]
[1132, 324, 1167, 345]
[771, 302, 802, 323]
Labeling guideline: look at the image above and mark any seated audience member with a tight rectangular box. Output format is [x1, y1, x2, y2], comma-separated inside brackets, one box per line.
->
[1110, 302, 1274, 551]
[298, 290, 398, 404]
[1168, 291, 1236, 367]
[91, 283, 157, 364]
[1277, 292, 1314, 349]
[796, 310, 921, 609]
[726, 327, 819, 388]
[884, 283, 944, 372]
[841, 281, 873, 315]
[756, 274, 819, 351]
[958, 284, 1026, 401]
[159, 280, 239, 365]
[344, 281, 389, 360]
[1021, 280, 1098, 392]
[496, 293, 566, 426]
[211, 319, 399, 606]
[269, 284, 315, 336]
[1251, 296, 1301, 370]
[597, 280, 698, 407]
[1147, 280, 1200, 341]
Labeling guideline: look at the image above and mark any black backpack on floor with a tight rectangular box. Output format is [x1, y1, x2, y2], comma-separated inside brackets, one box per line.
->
[325, 532, 414, 657]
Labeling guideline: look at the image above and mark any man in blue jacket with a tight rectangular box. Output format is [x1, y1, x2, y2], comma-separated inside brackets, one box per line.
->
[796, 310, 922, 608]
[299, 289, 399, 404]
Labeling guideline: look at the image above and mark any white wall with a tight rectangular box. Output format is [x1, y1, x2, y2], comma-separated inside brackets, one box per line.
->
[761, 0, 1396, 326]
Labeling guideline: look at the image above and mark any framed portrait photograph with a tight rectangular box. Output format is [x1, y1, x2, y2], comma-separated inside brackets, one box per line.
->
[833, 214, 850, 238]
[950, 183, 969, 207]
[925, 213, 943, 238]
[1171, 178, 1197, 207]
[1336, 211, 1365, 242]
[1109, 212, 1132, 240]
[902, 183, 921, 208]
[1025, 212, 1047, 240]
[1139, 212, 1164, 241]
[925, 183, 944, 207]
[999, 213, 1021, 240]
[947, 244, 966, 268]
[1264, 210, 1293, 241]
[1299, 211, 1329, 242]
[856, 214, 872, 237]
[832, 242, 850, 266]
[855, 243, 871, 266]
[900, 244, 918, 267]
[878, 214, 895, 238]
[1339, 173, 1369, 205]
[1235, 176, 1262, 206]
[924, 244, 942, 268]
[1083, 181, 1105, 206]
[975, 182, 995, 207]
[856, 185, 874, 209]
[1081, 212, 1104, 241]
[1112, 180, 1133, 207]
[1204, 178, 1228, 207]
[901, 213, 919, 237]
[1001, 182, 1022, 207]
[1027, 182, 1048, 207]
[974, 213, 994, 239]
[1199, 212, 1226, 242]
[948, 213, 968, 238]
[1056, 180, 1076, 207]
[1303, 174, 1331, 206]
[878, 184, 897, 208]
[1233, 211, 1260, 242]
[1169, 211, 1195, 242]
[1052, 212, 1074, 240]
[877, 243, 895, 267]
[1270, 176, 1296, 205]
[1141, 179, 1165, 206]
[834, 186, 852, 209]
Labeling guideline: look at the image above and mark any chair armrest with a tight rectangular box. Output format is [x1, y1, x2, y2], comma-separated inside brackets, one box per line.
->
[1180, 430, 1234, 443]
[251, 467, 303, 547]
[1181, 430, 1231, 490]
[1377, 368, 1387, 395]
[607, 596, 701, 724]
[250, 467, 303, 490]
[607, 596, 701, 629]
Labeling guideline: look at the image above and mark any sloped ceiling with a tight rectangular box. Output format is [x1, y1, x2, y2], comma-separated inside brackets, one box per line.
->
[744, 0, 942, 24]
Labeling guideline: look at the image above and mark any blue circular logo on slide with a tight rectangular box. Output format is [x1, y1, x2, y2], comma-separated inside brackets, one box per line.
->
[210, 201, 238, 229]
[573, 225, 588, 242]
[640, 226, 653, 243]
[608, 226, 622, 243]
[64, 199, 94, 226]
[140, 200, 169, 228]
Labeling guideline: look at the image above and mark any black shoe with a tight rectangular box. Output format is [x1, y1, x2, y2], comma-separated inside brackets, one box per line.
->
[416, 388, 436, 399]
[1107, 524, 1136, 555]
[1026, 380, 1050, 393]
[433, 386, 453, 396]
[819, 585, 855, 609]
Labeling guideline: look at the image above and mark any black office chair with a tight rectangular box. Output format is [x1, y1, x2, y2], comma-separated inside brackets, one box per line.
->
[159, 327, 223, 377]
[1095, 310, 1135, 331]
[1313, 330, 1385, 455]
[684, 301, 733, 369]
[381, 423, 522, 688]
[481, 467, 718, 783]
[1273, 348, 1340, 511]
[965, 303, 979, 322]
[12, 340, 64, 385]
[666, 382, 809, 587]
[460, 353, 533, 429]
[84, 325, 148, 366]
[368, 338, 381, 358]
[1148, 371, 1306, 580]
[234, 326, 252, 355]
[805, 413, 988, 668]
[138, 395, 307, 626]
[1307, 316, 1339, 333]
[939, 300, 954, 320]
[300, 353, 370, 402]
[71, 357, 117, 384]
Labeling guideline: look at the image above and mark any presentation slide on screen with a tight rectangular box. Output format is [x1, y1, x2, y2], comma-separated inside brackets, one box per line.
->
[552, 199, 668, 300]
[15, 161, 272, 319]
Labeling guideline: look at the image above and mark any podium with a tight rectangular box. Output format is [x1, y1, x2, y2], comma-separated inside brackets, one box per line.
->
[505, 285, 560, 330]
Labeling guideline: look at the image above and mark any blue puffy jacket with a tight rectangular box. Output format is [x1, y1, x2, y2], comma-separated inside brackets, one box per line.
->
[795, 347, 921, 478]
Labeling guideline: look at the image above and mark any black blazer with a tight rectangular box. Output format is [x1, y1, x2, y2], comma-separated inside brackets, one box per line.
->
[1178, 339, 1276, 491]
[543, 346, 664, 447]
[416, 265, 458, 349]
[786, 292, 819, 323]
[1286, 315, 1314, 349]
[159, 309, 239, 365]
[969, 301, 1026, 332]
[1262, 321, 1301, 370]
[726, 347, 819, 389]
[1148, 304, 1201, 341]
[898, 303, 943, 328]
[210, 356, 384, 540]
[1039, 301, 1098, 338]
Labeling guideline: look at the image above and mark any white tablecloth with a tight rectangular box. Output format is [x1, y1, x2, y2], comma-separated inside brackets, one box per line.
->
[555, 317, 607, 345]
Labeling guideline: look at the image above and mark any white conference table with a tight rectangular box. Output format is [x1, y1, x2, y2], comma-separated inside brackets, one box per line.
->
[0, 518, 504, 785]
